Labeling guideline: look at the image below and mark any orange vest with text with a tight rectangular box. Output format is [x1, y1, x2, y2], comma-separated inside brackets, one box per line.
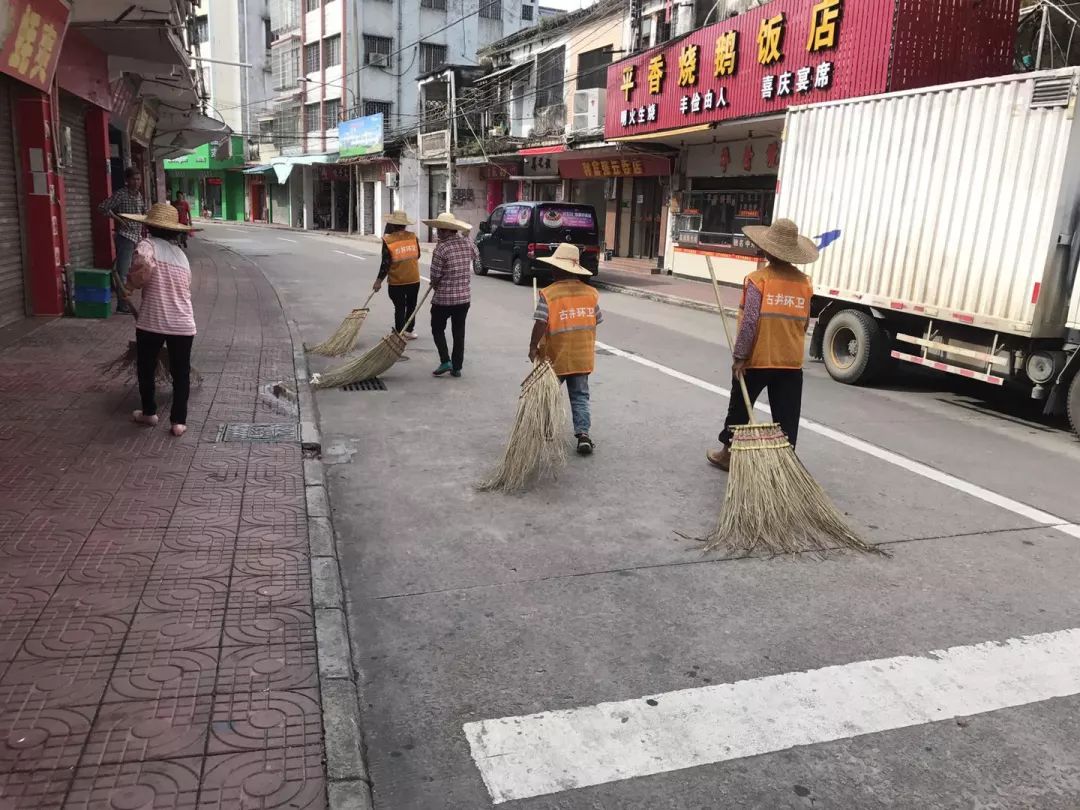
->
[383, 231, 421, 285]
[542, 280, 600, 376]
[741, 263, 813, 369]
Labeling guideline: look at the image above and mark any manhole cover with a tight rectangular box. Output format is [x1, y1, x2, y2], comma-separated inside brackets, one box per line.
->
[215, 423, 301, 443]
[341, 378, 387, 391]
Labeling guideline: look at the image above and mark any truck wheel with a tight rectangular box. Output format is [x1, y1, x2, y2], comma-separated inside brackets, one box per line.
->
[511, 258, 530, 286]
[822, 309, 888, 385]
[1067, 371, 1080, 439]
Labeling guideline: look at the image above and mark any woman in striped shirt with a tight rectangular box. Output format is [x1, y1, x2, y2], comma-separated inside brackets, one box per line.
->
[121, 203, 197, 437]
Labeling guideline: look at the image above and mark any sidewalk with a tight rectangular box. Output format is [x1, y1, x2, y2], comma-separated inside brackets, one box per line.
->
[595, 263, 743, 311]
[0, 243, 338, 808]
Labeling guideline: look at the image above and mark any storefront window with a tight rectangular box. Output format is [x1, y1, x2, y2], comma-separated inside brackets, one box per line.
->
[674, 189, 774, 251]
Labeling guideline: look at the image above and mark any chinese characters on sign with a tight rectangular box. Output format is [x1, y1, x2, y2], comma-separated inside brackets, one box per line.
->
[619, 104, 659, 127]
[761, 61, 832, 99]
[0, 0, 70, 93]
[582, 158, 649, 178]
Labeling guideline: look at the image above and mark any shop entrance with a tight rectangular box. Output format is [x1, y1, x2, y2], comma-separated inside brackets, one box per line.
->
[203, 178, 222, 219]
[631, 176, 661, 260]
[250, 181, 266, 222]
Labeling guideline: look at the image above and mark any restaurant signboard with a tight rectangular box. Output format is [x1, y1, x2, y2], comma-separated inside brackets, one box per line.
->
[0, 0, 71, 93]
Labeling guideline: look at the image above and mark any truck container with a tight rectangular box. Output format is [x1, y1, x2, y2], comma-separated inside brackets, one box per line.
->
[775, 68, 1080, 437]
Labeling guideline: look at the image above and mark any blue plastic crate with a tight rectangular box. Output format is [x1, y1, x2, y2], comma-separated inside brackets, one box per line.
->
[74, 285, 112, 304]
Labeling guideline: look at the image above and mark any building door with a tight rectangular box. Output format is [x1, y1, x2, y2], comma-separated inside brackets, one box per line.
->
[362, 182, 375, 235]
[0, 78, 26, 327]
[204, 178, 222, 218]
[631, 176, 661, 260]
[60, 93, 95, 271]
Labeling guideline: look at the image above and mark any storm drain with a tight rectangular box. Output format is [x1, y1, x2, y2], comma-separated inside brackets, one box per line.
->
[215, 422, 301, 443]
[341, 378, 387, 391]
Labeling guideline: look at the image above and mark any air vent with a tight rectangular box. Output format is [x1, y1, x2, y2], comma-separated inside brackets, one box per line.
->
[342, 378, 387, 391]
[1030, 77, 1073, 109]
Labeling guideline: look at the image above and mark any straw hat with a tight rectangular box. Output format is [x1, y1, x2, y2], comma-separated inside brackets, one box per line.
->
[421, 211, 471, 232]
[742, 218, 819, 264]
[536, 243, 592, 276]
[121, 202, 195, 232]
[385, 210, 414, 226]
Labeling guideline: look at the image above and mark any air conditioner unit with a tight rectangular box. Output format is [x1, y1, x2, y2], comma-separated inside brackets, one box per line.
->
[385, 171, 399, 189]
[369, 54, 389, 68]
[573, 88, 605, 132]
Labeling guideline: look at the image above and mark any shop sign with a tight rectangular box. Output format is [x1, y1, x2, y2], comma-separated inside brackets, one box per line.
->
[524, 155, 557, 176]
[110, 75, 142, 127]
[130, 102, 156, 147]
[560, 154, 671, 179]
[605, 0, 894, 138]
[0, 0, 70, 93]
[686, 136, 781, 177]
[339, 113, 384, 158]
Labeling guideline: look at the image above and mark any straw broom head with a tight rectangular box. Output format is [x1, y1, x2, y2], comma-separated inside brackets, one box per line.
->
[310, 331, 405, 389]
[305, 308, 370, 357]
[97, 339, 202, 386]
[476, 360, 567, 492]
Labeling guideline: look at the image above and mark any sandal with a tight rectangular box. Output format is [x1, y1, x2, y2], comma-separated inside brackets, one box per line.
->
[132, 410, 159, 427]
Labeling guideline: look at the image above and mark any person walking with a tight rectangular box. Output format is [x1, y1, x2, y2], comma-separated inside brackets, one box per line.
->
[121, 203, 198, 438]
[706, 218, 818, 471]
[423, 212, 477, 378]
[173, 191, 192, 249]
[528, 244, 602, 455]
[99, 166, 148, 313]
[372, 210, 421, 343]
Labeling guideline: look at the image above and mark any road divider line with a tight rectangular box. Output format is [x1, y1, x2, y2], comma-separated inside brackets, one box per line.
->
[465, 627, 1080, 804]
[278, 237, 297, 243]
[595, 340, 1079, 539]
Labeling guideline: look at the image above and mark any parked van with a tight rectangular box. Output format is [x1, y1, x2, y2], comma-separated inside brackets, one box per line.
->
[475, 202, 601, 285]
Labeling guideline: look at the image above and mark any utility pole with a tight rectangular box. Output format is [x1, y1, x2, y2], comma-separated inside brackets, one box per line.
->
[446, 68, 456, 215]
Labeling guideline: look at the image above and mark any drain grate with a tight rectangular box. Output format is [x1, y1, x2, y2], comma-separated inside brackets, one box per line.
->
[215, 422, 301, 443]
[341, 378, 387, 391]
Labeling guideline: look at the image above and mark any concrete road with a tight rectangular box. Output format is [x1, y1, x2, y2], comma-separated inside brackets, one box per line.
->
[202, 222, 1080, 810]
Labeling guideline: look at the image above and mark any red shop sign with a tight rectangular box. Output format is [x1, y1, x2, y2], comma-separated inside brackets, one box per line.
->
[604, 0, 1016, 139]
[0, 0, 71, 93]
[560, 154, 670, 180]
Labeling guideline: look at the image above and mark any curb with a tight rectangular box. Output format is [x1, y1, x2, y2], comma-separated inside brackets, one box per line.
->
[286, 317, 375, 810]
[593, 279, 738, 316]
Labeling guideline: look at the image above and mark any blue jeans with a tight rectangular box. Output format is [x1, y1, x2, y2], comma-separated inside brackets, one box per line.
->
[562, 373, 591, 435]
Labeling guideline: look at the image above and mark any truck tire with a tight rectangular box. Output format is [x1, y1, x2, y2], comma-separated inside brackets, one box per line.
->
[1067, 371, 1080, 439]
[511, 257, 530, 286]
[822, 309, 888, 385]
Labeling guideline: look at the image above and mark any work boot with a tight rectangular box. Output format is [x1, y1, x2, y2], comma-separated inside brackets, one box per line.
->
[706, 447, 730, 471]
[432, 361, 452, 376]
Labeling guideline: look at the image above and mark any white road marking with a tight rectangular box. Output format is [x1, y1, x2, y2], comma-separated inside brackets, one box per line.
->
[595, 340, 1080, 540]
[466, 627, 1080, 804]
[278, 237, 297, 243]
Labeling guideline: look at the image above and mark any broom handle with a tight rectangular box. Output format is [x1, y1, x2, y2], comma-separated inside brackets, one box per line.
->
[398, 284, 433, 336]
[532, 277, 538, 309]
[359, 289, 377, 310]
[705, 256, 756, 424]
[111, 269, 139, 320]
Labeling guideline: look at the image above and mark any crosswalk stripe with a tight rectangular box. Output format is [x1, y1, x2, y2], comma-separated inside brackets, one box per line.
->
[465, 627, 1080, 804]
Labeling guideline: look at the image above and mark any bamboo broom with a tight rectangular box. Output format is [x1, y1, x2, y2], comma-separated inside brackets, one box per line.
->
[702, 256, 880, 557]
[311, 285, 433, 389]
[305, 289, 378, 357]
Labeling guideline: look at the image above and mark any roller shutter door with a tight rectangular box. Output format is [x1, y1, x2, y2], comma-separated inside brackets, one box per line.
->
[60, 92, 94, 271]
[0, 77, 26, 327]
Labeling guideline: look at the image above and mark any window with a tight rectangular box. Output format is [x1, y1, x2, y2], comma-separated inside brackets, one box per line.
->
[323, 99, 341, 129]
[304, 102, 321, 132]
[521, 3, 533, 20]
[535, 46, 565, 109]
[304, 0, 320, 11]
[259, 119, 275, 145]
[264, 19, 273, 51]
[304, 42, 320, 74]
[422, 0, 448, 8]
[364, 35, 392, 66]
[272, 41, 301, 90]
[480, 0, 502, 19]
[323, 35, 341, 67]
[420, 42, 448, 73]
[363, 99, 392, 133]
[194, 15, 209, 43]
[577, 46, 612, 91]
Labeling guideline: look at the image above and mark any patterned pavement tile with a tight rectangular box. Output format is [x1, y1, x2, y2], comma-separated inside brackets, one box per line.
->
[240, 489, 306, 526]
[244, 462, 303, 488]
[106, 648, 219, 704]
[0, 557, 67, 590]
[123, 610, 225, 656]
[222, 606, 316, 648]
[0, 654, 113, 709]
[0, 504, 35, 533]
[0, 585, 54, 624]
[207, 688, 321, 754]
[234, 522, 308, 552]
[229, 572, 312, 610]
[0, 704, 93, 772]
[63, 551, 154, 586]
[171, 489, 243, 528]
[97, 494, 178, 531]
[161, 525, 234, 554]
[248, 443, 302, 465]
[82, 526, 167, 557]
[82, 696, 212, 766]
[232, 547, 308, 580]
[215, 643, 319, 694]
[197, 745, 326, 810]
[0, 766, 72, 810]
[42, 581, 145, 621]
[22, 613, 130, 660]
[123, 464, 190, 492]
[0, 524, 86, 558]
[0, 618, 34, 663]
[151, 548, 235, 582]
[65, 757, 201, 809]
[140, 578, 230, 615]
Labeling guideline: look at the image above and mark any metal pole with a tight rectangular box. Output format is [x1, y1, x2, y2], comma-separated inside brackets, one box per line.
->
[348, 164, 355, 234]
[1037, 3, 1049, 69]
[446, 69, 455, 214]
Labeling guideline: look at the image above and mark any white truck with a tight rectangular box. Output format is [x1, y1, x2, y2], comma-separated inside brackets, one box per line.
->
[775, 67, 1080, 437]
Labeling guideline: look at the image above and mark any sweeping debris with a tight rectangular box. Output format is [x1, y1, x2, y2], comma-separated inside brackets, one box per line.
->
[311, 286, 432, 389]
[475, 359, 567, 492]
[305, 290, 377, 357]
[702, 256, 879, 557]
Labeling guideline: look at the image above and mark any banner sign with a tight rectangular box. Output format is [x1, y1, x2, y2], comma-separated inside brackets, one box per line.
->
[0, 0, 71, 93]
[560, 154, 671, 179]
[339, 113, 384, 158]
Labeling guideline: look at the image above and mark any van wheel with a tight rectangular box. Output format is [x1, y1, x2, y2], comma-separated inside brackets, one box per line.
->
[822, 309, 889, 385]
[1067, 371, 1080, 439]
[473, 259, 488, 276]
[511, 258, 530, 286]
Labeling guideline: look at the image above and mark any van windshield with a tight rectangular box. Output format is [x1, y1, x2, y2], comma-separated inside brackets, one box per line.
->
[537, 205, 596, 232]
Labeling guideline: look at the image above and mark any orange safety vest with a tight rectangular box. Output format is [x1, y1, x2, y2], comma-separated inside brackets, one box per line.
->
[741, 263, 813, 369]
[383, 231, 421, 285]
[541, 280, 600, 376]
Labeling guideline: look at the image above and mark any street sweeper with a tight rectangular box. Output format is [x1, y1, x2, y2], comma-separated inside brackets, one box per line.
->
[372, 210, 422, 340]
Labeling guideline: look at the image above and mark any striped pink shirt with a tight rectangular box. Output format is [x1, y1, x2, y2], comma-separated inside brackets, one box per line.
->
[127, 238, 197, 336]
